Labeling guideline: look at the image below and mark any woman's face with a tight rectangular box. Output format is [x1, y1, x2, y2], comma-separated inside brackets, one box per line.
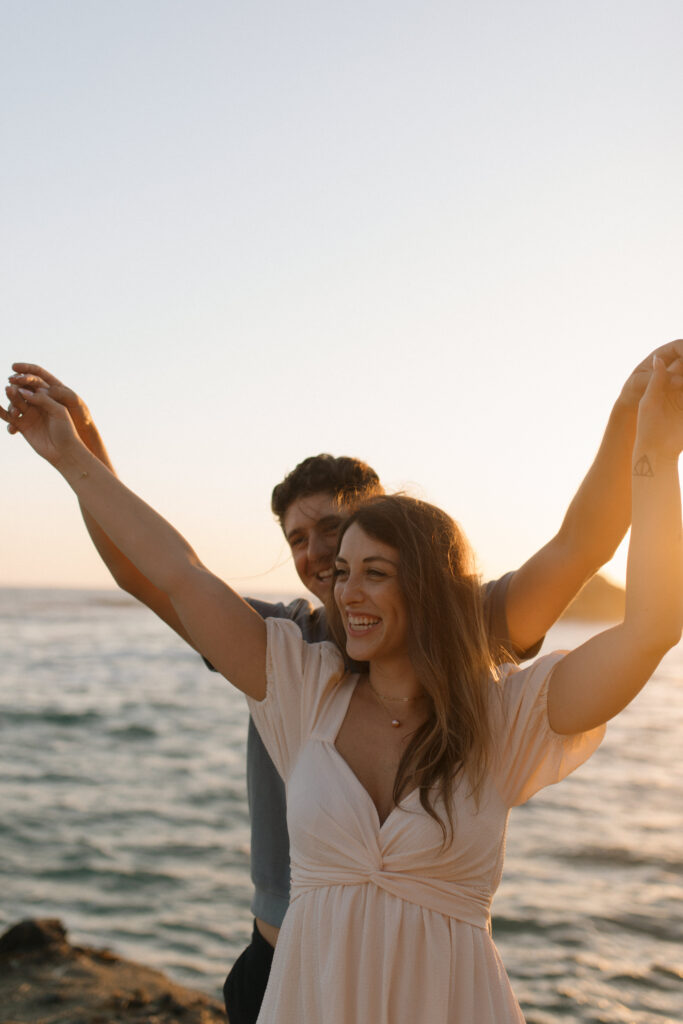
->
[333, 523, 410, 665]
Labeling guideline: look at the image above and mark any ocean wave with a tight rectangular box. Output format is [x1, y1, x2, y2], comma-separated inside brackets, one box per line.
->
[106, 723, 158, 740]
[39, 864, 179, 889]
[590, 909, 682, 944]
[1, 707, 103, 727]
[554, 844, 683, 874]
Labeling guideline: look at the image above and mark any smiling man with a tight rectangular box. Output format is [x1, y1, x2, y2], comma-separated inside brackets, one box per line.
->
[4, 341, 683, 1024]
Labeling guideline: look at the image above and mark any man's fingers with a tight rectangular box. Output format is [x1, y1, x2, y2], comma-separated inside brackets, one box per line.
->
[7, 373, 49, 392]
[8, 373, 75, 407]
[0, 404, 15, 433]
[10, 363, 62, 387]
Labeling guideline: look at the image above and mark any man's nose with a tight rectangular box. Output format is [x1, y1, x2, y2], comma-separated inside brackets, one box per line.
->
[307, 530, 330, 562]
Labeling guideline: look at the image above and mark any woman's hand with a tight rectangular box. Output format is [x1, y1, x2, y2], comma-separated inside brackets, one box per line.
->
[618, 339, 683, 410]
[3, 382, 83, 467]
[635, 356, 683, 461]
[6, 363, 98, 441]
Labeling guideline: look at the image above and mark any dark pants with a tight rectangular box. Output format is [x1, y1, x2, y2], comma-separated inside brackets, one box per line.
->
[223, 921, 275, 1024]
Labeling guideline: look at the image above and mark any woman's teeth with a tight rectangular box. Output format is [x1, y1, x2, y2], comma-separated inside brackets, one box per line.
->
[347, 616, 380, 632]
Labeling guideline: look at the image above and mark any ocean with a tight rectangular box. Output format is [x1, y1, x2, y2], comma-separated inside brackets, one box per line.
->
[1, 587, 681, 1023]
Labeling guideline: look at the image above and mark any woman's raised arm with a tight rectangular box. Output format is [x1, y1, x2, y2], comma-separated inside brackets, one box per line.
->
[6, 384, 267, 699]
[548, 356, 683, 734]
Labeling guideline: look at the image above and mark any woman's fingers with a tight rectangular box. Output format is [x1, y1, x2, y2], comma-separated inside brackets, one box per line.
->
[6, 385, 68, 437]
[8, 371, 82, 416]
[0, 390, 22, 434]
[6, 384, 39, 413]
[10, 363, 62, 387]
[10, 373, 77, 407]
[3, 387, 35, 436]
[667, 357, 683, 387]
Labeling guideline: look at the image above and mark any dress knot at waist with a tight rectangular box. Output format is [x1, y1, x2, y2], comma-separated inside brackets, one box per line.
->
[290, 864, 491, 930]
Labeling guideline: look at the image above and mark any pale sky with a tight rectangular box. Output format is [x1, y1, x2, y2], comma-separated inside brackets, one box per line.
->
[2, 0, 682, 594]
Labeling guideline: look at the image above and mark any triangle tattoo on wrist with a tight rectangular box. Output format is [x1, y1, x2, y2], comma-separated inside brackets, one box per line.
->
[633, 455, 654, 477]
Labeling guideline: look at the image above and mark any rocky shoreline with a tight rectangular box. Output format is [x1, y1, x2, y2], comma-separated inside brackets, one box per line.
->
[0, 919, 226, 1024]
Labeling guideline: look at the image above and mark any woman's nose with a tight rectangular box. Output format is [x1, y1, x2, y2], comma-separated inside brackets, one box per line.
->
[341, 571, 364, 603]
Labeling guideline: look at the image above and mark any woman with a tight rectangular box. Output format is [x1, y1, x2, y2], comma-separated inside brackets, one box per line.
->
[5, 357, 682, 1022]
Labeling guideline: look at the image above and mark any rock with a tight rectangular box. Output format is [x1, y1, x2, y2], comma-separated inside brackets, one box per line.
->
[559, 573, 625, 622]
[0, 919, 226, 1023]
[0, 919, 69, 956]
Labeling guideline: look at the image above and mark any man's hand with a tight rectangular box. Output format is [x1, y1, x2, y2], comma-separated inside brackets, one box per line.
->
[3, 362, 190, 644]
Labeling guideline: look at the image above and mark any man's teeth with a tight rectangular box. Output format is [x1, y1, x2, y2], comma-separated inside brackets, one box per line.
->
[317, 570, 334, 580]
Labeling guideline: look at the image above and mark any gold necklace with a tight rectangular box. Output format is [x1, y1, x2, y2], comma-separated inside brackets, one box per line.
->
[367, 678, 425, 728]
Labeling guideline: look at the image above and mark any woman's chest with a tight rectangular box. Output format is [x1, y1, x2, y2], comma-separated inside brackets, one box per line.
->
[286, 738, 510, 883]
[332, 683, 427, 826]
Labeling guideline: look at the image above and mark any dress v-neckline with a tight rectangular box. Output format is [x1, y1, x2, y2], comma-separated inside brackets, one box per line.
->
[330, 673, 420, 831]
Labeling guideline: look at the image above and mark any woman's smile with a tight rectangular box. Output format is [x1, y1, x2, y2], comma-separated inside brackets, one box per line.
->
[346, 614, 382, 635]
[334, 523, 410, 665]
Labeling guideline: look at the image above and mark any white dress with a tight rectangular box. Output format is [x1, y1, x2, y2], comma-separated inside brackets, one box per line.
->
[247, 618, 605, 1023]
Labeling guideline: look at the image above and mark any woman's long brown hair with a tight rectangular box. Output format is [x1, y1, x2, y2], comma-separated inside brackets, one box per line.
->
[328, 494, 495, 844]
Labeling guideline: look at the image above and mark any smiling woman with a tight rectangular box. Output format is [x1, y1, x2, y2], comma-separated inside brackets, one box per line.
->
[328, 496, 494, 840]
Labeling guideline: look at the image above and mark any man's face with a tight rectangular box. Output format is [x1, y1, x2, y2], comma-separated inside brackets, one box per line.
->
[282, 491, 346, 603]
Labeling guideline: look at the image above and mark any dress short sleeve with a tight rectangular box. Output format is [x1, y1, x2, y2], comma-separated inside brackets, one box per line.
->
[246, 617, 345, 782]
[492, 651, 605, 808]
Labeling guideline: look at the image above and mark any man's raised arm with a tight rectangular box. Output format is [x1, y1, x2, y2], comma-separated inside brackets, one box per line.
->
[504, 340, 683, 655]
[3, 363, 194, 646]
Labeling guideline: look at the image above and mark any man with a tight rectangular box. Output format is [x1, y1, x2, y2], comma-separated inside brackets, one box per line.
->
[4, 341, 683, 1023]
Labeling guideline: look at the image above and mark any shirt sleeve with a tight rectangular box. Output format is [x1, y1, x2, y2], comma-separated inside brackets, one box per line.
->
[245, 617, 345, 782]
[491, 651, 605, 807]
[483, 572, 544, 664]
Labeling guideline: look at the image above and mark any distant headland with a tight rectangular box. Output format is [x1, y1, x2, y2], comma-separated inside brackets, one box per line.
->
[559, 573, 625, 622]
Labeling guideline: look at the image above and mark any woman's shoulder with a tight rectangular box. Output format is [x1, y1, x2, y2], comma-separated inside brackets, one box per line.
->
[487, 650, 568, 714]
[265, 616, 345, 685]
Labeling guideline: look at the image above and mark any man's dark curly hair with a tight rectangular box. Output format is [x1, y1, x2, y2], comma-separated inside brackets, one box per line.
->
[271, 454, 384, 527]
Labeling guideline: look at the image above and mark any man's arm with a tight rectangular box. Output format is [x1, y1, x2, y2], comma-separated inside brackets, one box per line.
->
[504, 340, 683, 654]
[5, 382, 267, 697]
[3, 363, 193, 645]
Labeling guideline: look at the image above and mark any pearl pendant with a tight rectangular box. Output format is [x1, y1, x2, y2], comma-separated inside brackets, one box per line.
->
[391, 719, 401, 728]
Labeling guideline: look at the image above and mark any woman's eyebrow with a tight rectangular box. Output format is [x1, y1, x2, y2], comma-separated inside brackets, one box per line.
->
[334, 555, 398, 567]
